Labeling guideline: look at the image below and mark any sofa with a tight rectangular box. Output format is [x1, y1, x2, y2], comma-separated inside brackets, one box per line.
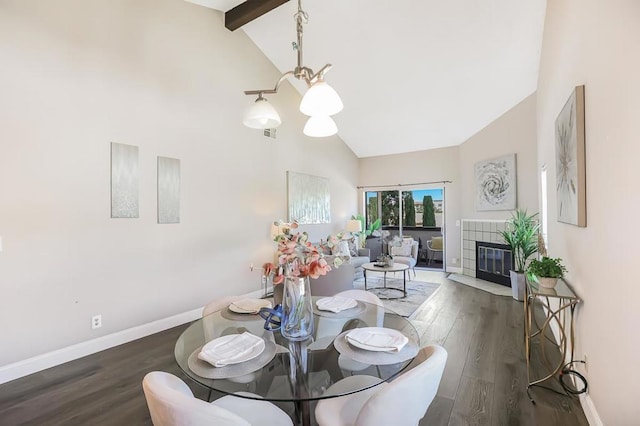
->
[308, 246, 371, 296]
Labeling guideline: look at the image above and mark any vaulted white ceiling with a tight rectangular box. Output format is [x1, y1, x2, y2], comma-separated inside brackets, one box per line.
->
[186, 0, 547, 158]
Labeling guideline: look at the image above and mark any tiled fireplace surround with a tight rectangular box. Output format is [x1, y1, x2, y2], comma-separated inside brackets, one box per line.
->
[461, 219, 509, 278]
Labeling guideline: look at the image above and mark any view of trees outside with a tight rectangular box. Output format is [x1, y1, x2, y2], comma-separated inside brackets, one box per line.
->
[366, 189, 443, 228]
[422, 195, 436, 226]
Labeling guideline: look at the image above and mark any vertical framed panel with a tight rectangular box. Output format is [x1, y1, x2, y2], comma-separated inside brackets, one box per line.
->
[110, 142, 139, 218]
[287, 171, 331, 224]
[157, 156, 180, 224]
[555, 85, 586, 227]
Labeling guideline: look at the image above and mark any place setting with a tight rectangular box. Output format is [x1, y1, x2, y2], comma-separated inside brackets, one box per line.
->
[221, 298, 273, 321]
[333, 326, 419, 365]
[187, 330, 277, 380]
[313, 296, 366, 318]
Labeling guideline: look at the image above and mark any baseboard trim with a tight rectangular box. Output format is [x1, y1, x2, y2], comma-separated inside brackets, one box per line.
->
[580, 393, 603, 426]
[0, 289, 265, 385]
[446, 266, 463, 274]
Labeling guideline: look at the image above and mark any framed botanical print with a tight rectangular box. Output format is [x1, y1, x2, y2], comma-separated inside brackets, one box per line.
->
[555, 85, 586, 227]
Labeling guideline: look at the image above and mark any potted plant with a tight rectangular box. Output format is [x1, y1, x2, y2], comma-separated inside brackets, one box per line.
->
[500, 210, 540, 301]
[526, 257, 567, 289]
[352, 215, 381, 249]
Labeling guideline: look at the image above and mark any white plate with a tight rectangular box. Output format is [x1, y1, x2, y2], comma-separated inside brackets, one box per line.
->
[345, 327, 408, 352]
[187, 338, 277, 379]
[333, 330, 418, 365]
[228, 299, 272, 314]
[199, 334, 265, 366]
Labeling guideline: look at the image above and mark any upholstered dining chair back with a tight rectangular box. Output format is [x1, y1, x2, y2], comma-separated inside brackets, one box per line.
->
[335, 289, 384, 327]
[142, 371, 251, 426]
[202, 295, 243, 317]
[355, 345, 447, 425]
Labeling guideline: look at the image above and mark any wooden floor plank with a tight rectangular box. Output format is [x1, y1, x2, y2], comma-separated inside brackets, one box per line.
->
[448, 375, 494, 426]
[0, 273, 588, 426]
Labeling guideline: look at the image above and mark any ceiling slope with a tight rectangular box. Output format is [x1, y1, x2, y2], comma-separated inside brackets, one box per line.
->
[187, 0, 547, 158]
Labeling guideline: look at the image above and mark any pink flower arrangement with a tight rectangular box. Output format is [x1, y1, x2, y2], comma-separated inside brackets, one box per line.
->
[263, 221, 343, 285]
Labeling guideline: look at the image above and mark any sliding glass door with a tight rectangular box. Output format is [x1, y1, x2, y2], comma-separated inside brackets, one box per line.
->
[365, 188, 445, 269]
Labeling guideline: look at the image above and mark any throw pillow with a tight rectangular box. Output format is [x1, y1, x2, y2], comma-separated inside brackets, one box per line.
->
[347, 238, 359, 257]
[331, 240, 351, 258]
[391, 242, 412, 257]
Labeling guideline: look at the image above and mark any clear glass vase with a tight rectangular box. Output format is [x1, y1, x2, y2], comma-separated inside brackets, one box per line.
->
[281, 276, 314, 341]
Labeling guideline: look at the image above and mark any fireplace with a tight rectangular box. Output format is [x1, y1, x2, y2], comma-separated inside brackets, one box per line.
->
[475, 241, 513, 287]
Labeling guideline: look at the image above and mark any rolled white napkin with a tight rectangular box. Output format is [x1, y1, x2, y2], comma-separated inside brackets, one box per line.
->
[346, 327, 409, 352]
[316, 296, 358, 313]
[229, 298, 272, 314]
[198, 332, 265, 367]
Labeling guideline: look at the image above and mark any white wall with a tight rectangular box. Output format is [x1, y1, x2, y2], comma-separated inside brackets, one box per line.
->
[358, 94, 539, 270]
[537, 0, 640, 423]
[459, 94, 539, 219]
[0, 0, 358, 366]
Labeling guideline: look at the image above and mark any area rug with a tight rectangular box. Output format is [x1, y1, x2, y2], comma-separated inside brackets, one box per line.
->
[447, 273, 512, 297]
[352, 277, 440, 318]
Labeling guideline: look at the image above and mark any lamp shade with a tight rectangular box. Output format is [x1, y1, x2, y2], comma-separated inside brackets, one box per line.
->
[345, 219, 362, 233]
[299, 81, 343, 116]
[303, 115, 338, 138]
[243, 97, 281, 129]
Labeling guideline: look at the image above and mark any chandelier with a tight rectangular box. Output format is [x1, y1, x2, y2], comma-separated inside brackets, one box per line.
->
[242, 0, 343, 137]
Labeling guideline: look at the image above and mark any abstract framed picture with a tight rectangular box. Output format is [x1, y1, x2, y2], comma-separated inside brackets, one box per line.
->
[110, 142, 139, 218]
[287, 171, 331, 224]
[555, 85, 586, 227]
[157, 156, 180, 224]
[475, 154, 517, 211]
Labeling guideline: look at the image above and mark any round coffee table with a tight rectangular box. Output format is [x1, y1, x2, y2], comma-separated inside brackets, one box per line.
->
[362, 262, 409, 299]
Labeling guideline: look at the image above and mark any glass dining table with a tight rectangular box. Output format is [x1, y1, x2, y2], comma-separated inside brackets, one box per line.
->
[174, 296, 421, 426]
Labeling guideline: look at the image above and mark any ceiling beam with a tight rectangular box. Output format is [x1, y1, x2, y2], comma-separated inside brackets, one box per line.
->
[225, 0, 290, 31]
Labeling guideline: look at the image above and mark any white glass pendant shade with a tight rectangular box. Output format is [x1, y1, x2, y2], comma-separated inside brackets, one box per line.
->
[303, 115, 338, 138]
[299, 81, 343, 116]
[243, 97, 281, 129]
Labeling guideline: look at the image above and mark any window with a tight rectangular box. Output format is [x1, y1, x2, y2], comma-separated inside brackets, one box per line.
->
[541, 166, 548, 248]
[365, 189, 443, 230]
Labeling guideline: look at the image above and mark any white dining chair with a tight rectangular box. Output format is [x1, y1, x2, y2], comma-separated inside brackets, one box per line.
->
[203, 295, 244, 317]
[142, 371, 293, 426]
[314, 345, 447, 426]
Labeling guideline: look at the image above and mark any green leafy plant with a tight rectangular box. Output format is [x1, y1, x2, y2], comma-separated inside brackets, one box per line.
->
[500, 210, 540, 273]
[526, 257, 567, 282]
[422, 195, 436, 227]
[352, 214, 381, 248]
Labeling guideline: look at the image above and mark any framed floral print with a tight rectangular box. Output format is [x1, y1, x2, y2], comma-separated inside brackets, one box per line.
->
[555, 85, 586, 227]
[475, 154, 517, 211]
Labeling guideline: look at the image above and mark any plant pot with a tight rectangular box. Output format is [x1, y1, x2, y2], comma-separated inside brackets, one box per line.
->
[509, 270, 526, 301]
[538, 277, 559, 289]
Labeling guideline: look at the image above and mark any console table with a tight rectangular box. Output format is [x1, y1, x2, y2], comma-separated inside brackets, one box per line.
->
[524, 278, 581, 402]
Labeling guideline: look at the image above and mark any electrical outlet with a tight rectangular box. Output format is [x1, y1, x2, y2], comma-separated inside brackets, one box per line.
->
[584, 354, 588, 372]
[250, 263, 254, 271]
[452, 258, 458, 264]
[91, 315, 102, 329]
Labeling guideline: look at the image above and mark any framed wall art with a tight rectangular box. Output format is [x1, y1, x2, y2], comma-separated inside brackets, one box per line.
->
[475, 153, 517, 211]
[157, 156, 180, 224]
[287, 171, 331, 224]
[555, 85, 586, 227]
[110, 142, 139, 218]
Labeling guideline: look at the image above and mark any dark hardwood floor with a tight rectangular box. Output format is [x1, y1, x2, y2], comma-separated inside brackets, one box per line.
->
[0, 274, 588, 425]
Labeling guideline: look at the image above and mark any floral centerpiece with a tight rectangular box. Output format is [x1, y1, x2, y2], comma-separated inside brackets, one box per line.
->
[262, 221, 344, 285]
[262, 221, 344, 341]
